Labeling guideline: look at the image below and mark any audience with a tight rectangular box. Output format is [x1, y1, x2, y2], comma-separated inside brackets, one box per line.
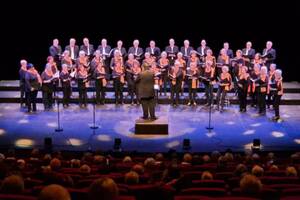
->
[0, 149, 299, 200]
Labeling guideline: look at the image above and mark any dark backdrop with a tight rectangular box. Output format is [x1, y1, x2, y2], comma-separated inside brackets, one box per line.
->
[1, 0, 299, 81]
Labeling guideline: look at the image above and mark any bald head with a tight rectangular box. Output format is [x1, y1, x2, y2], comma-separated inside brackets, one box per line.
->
[38, 184, 71, 200]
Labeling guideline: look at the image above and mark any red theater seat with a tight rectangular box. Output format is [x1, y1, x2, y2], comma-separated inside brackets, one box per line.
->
[282, 188, 300, 196]
[180, 187, 227, 196]
[191, 180, 226, 188]
[0, 194, 37, 200]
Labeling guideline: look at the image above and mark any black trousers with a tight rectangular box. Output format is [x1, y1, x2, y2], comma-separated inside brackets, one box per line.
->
[114, 78, 124, 103]
[250, 89, 259, 107]
[160, 72, 169, 94]
[78, 81, 87, 106]
[188, 80, 197, 103]
[216, 87, 227, 108]
[204, 83, 214, 105]
[170, 82, 181, 105]
[95, 79, 106, 104]
[26, 90, 38, 112]
[267, 90, 276, 107]
[62, 83, 71, 106]
[258, 92, 267, 114]
[42, 90, 53, 109]
[127, 78, 138, 103]
[273, 94, 282, 117]
[140, 97, 155, 118]
[238, 89, 247, 111]
[20, 82, 26, 106]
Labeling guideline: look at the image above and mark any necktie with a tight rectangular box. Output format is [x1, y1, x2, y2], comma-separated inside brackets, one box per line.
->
[185, 48, 187, 56]
[135, 48, 138, 55]
[87, 46, 90, 55]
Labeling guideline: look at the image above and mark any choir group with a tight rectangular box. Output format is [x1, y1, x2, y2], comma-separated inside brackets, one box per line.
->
[19, 38, 283, 122]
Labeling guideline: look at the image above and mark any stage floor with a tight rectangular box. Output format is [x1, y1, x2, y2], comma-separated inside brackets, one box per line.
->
[0, 103, 300, 153]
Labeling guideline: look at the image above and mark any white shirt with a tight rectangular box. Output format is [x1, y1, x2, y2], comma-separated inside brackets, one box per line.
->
[87, 45, 90, 55]
[135, 48, 138, 55]
[70, 46, 75, 59]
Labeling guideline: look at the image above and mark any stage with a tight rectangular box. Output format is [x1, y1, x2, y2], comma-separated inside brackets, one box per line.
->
[0, 103, 300, 153]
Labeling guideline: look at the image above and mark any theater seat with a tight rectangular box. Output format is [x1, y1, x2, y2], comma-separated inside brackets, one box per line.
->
[282, 188, 300, 196]
[0, 194, 37, 200]
[281, 197, 300, 200]
[260, 176, 300, 185]
[180, 187, 227, 196]
[175, 196, 258, 200]
[191, 180, 226, 188]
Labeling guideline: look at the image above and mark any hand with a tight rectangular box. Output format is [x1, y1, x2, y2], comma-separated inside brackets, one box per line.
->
[31, 87, 34, 91]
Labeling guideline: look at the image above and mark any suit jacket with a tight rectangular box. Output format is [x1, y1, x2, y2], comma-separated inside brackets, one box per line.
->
[49, 45, 62, 57]
[196, 46, 210, 56]
[136, 70, 155, 98]
[65, 45, 79, 59]
[242, 48, 256, 59]
[113, 47, 127, 58]
[180, 46, 194, 57]
[97, 45, 112, 57]
[165, 46, 179, 53]
[220, 49, 234, 58]
[145, 47, 161, 58]
[128, 47, 144, 56]
[262, 48, 276, 62]
[80, 44, 95, 56]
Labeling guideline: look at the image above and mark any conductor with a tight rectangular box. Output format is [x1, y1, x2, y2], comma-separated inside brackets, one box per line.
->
[136, 64, 157, 120]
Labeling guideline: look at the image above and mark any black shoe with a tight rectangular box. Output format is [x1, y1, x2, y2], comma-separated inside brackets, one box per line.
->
[150, 116, 158, 120]
[141, 116, 148, 120]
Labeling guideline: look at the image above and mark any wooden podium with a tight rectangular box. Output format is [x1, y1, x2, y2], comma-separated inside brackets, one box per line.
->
[135, 116, 168, 135]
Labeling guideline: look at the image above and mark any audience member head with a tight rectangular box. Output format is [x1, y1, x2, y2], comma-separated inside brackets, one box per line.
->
[201, 171, 213, 180]
[125, 171, 139, 185]
[240, 174, 262, 196]
[89, 178, 119, 200]
[38, 184, 71, 200]
[252, 165, 264, 177]
[0, 175, 24, 194]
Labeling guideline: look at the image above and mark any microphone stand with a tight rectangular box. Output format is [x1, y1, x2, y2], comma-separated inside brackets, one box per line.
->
[90, 80, 98, 129]
[54, 79, 63, 132]
[206, 80, 214, 132]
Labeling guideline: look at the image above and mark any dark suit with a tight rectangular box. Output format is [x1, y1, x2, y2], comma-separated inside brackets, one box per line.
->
[180, 46, 194, 60]
[80, 44, 95, 56]
[97, 45, 112, 74]
[136, 70, 156, 119]
[165, 45, 179, 65]
[128, 47, 144, 61]
[145, 47, 161, 59]
[220, 49, 234, 58]
[262, 48, 276, 67]
[65, 45, 79, 59]
[196, 46, 210, 56]
[242, 48, 255, 60]
[242, 48, 256, 69]
[113, 47, 127, 58]
[49, 45, 62, 57]
[49, 45, 62, 65]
